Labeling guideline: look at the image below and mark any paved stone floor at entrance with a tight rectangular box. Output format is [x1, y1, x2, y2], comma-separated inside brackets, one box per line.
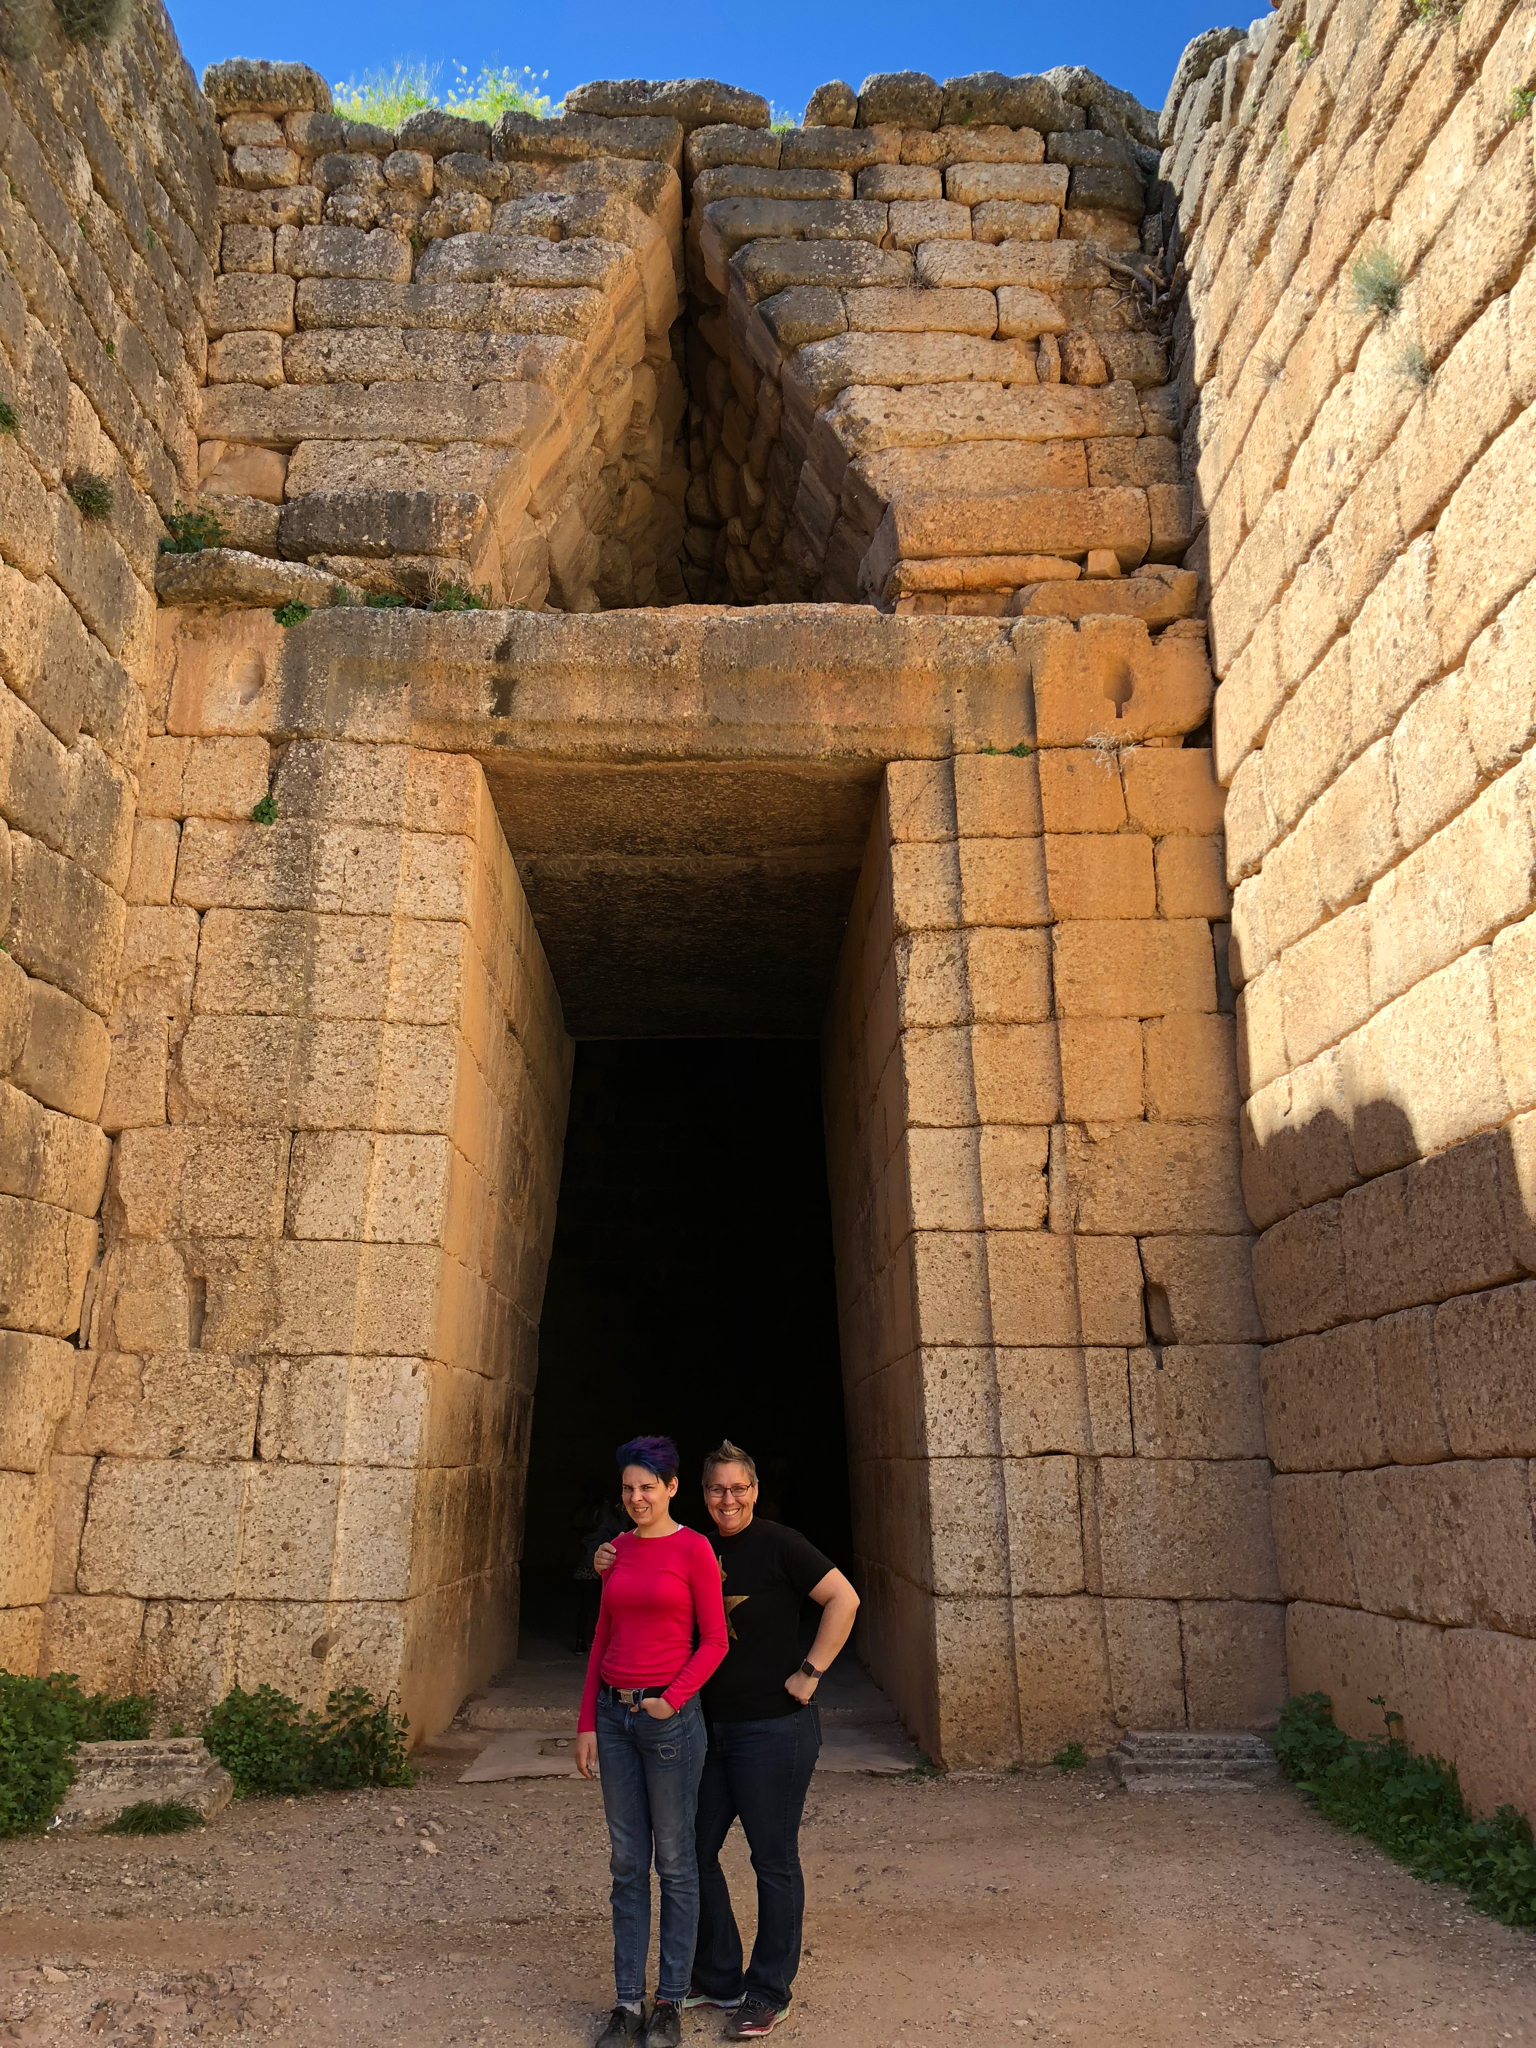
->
[3, 1743, 1534, 2047]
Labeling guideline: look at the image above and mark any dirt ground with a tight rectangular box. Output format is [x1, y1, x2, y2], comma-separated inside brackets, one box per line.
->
[1, 1743, 1533, 2048]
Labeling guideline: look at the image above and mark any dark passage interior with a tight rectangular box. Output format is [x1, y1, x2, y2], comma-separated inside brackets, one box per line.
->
[520, 1039, 852, 1642]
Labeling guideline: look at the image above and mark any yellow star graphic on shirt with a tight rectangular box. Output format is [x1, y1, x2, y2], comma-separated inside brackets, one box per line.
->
[718, 1558, 749, 1639]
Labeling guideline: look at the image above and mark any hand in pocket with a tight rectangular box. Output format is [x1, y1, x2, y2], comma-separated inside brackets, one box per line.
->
[640, 1696, 677, 1721]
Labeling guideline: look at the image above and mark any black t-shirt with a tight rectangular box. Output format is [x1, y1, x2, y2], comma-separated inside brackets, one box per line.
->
[700, 1517, 835, 1722]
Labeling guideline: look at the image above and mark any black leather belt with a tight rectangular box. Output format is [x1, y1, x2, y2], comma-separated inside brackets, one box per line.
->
[600, 1683, 670, 1707]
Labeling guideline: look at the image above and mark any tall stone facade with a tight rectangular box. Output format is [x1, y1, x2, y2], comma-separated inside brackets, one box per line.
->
[1165, 0, 1536, 1820]
[0, 0, 1531, 1811]
[0, 1, 221, 1678]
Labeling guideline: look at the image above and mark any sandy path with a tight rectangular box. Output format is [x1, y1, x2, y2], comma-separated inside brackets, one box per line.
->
[1, 1750, 1532, 2047]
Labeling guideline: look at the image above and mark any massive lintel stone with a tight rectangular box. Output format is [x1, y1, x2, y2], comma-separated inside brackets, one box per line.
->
[203, 59, 332, 115]
[563, 78, 770, 132]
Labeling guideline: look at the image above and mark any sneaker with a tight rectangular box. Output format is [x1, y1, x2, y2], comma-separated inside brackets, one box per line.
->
[644, 2000, 683, 2048]
[597, 2008, 645, 2046]
[727, 2005, 789, 2040]
[683, 1987, 742, 2010]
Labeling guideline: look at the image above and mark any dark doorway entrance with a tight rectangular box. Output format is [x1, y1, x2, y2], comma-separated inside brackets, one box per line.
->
[519, 1039, 852, 1644]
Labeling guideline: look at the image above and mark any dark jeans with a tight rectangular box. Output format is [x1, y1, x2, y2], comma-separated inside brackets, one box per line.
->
[693, 1705, 821, 2011]
[595, 1693, 707, 2004]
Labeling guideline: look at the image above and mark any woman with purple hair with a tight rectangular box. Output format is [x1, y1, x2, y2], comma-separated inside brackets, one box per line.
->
[575, 1435, 728, 2048]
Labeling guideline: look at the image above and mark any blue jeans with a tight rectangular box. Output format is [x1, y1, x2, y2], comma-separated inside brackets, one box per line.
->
[595, 1694, 707, 2004]
[694, 1706, 821, 2011]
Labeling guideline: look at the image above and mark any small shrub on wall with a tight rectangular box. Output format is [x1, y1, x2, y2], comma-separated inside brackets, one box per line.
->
[53, 0, 132, 43]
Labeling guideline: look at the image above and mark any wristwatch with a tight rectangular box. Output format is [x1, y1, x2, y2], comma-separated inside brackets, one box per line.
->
[799, 1660, 822, 1680]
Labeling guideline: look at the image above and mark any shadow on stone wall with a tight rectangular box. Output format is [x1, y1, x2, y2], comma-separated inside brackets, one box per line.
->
[1243, 1091, 1536, 1817]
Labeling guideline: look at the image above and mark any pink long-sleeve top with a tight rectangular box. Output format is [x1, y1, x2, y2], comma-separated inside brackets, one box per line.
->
[578, 1525, 728, 1733]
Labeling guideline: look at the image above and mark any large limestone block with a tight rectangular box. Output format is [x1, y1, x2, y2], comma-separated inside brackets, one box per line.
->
[201, 379, 560, 452]
[788, 332, 1040, 414]
[1121, 748, 1225, 835]
[1443, 1624, 1536, 1821]
[107, 1127, 290, 1240]
[1031, 619, 1212, 744]
[1261, 1322, 1387, 1474]
[174, 819, 476, 919]
[61, 1353, 262, 1463]
[0, 1080, 112, 1216]
[1179, 1600, 1286, 1728]
[970, 202, 1062, 244]
[154, 549, 341, 610]
[192, 908, 469, 1026]
[1059, 1017, 1141, 1120]
[1103, 1598, 1187, 1729]
[1058, 1122, 1247, 1234]
[208, 274, 296, 337]
[1038, 750, 1127, 833]
[1340, 1459, 1536, 1636]
[865, 490, 1148, 592]
[1341, 1129, 1517, 1324]
[258, 1354, 431, 1466]
[823, 378, 1138, 454]
[970, 1022, 1062, 1123]
[1086, 1458, 1279, 1600]
[996, 1347, 1092, 1457]
[735, 241, 915, 304]
[291, 277, 610, 339]
[1003, 1454, 1084, 1594]
[1143, 1013, 1241, 1122]
[283, 443, 521, 512]
[962, 929, 1056, 1024]
[1270, 1471, 1361, 1607]
[1043, 833, 1155, 919]
[1012, 1594, 1113, 1760]
[952, 753, 1044, 839]
[842, 286, 998, 336]
[78, 1458, 246, 1601]
[1433, 1281, 1536, 1457]
[236, 1462, 340, 1600]
[957, 837, 1050, 927]
[6, 834, 125, 1016]
[54, 1738, 234, 1832]
[1051, 919, 1216, 1018]
[1137, 1235, 1261, 1343]
[945, 163, 1068, 207]
[0, 1470, 52, 1604]
[0, 1330, 76, 1471]
[1128, 1344, 1265, 1459]
[170, 1015, 456, 1135]
[282, 328, 584, 396]
[0, 1192, 97, 1339]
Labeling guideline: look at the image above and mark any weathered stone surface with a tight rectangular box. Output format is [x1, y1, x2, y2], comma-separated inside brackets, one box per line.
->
[154, 549, 342, 609]
[53, 1737, 234, 1831]
[564, 78, 769, 131]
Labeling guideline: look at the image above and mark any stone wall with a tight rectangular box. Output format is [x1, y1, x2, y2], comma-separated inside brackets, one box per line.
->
[50, 605, 572, 1733]
[0, 3, 221, 1676]
[825, 611, 1276, 1766]
[671, 69, 1194, 613]
[1166, 0, 1536, 1815]
[183, 60, 688, 613]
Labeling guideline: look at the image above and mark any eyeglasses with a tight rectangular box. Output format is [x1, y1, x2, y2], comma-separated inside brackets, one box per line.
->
[703, 1485, 754, 1501]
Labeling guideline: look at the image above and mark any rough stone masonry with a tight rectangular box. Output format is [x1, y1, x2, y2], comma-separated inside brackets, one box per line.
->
[0, 0, 1532, 1816]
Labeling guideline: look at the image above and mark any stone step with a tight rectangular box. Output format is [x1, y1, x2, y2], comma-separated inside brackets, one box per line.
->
[1110, 1729, 1282, 1794]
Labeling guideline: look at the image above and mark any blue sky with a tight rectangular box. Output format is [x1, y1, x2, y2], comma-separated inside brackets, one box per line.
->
[166, 0, 1240, 124]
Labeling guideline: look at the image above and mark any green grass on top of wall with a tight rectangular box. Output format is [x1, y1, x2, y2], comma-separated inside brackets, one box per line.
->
[331, 61, 555, 128]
